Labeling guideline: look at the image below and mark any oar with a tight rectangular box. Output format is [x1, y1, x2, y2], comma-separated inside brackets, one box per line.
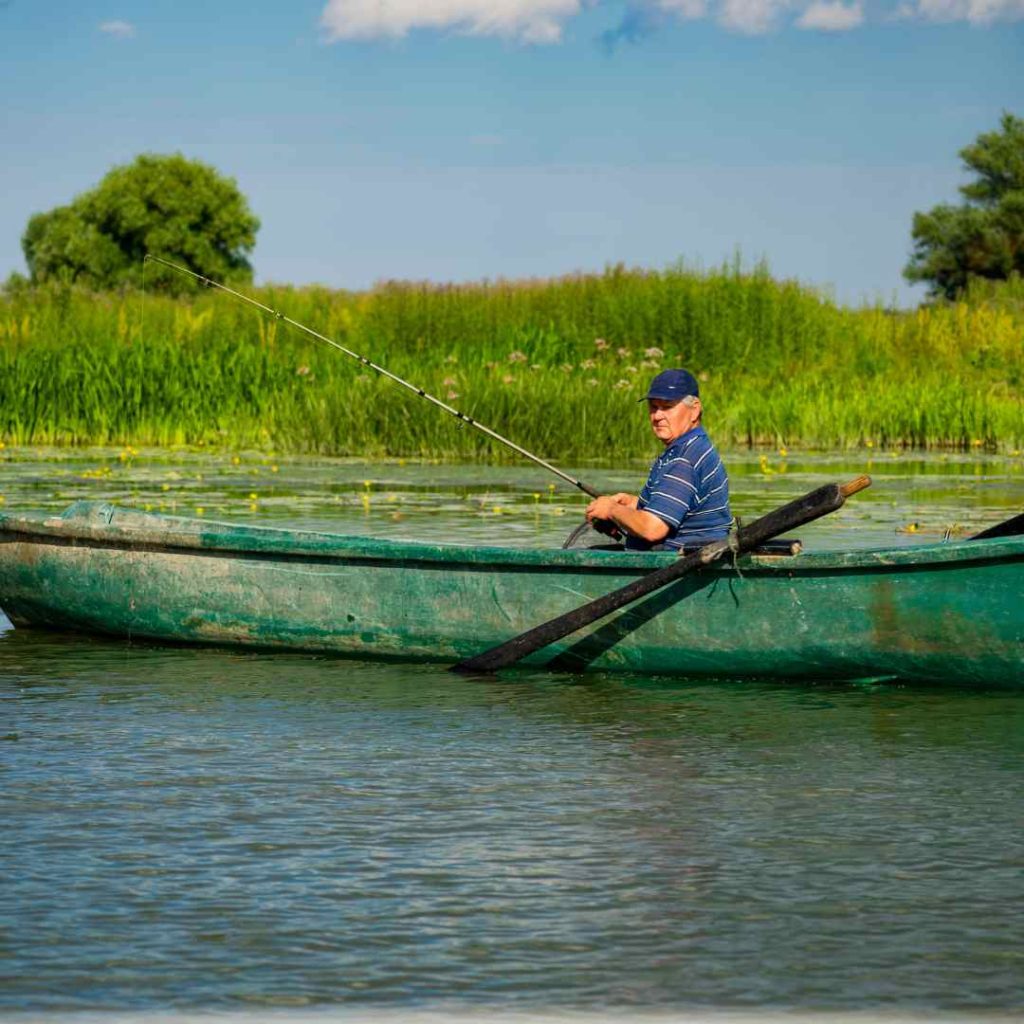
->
[970, 511, 1024, 540]
[452, 475, 871, 674]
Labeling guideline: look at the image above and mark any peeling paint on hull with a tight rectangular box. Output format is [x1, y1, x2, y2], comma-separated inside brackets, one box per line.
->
[1, 501, 1022, 686]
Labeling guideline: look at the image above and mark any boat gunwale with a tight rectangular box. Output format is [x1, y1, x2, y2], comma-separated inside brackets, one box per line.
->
[1, 501, 1023, 575]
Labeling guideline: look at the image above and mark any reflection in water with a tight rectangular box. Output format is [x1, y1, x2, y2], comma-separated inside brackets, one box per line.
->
[2, 628, 1022, 1014]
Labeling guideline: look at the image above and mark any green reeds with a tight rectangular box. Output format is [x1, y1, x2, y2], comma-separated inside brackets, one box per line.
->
[1, 264, 1022, 456]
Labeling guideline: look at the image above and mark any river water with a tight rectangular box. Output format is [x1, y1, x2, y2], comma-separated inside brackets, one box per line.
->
[1, 447, 1022, 1020]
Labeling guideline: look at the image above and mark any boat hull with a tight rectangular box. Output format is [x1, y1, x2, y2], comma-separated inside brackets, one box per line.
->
[1, 502, 1022, 685]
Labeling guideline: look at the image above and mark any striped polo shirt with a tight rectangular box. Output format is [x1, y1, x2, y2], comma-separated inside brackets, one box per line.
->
[627, 425, 732, 551]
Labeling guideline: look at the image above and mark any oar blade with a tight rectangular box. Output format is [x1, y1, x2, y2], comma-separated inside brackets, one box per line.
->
[970, 511, 1024, 540]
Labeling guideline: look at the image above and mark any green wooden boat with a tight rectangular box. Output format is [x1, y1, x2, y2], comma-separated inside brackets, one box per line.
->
[0, 500, 1021, 686]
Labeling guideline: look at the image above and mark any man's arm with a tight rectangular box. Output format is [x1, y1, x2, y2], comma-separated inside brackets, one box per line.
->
[585, 494, 670, 543]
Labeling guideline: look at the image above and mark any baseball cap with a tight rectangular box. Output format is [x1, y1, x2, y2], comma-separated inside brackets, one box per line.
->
[640, 368, 700, 402]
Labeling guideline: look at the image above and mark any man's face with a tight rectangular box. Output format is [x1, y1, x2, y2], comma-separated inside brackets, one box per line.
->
[648, 397, 701, 445]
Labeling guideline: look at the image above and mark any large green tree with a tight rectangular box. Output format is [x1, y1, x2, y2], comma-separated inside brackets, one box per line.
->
[904, 113, 1024, 300]
[22, 153, 260, 291]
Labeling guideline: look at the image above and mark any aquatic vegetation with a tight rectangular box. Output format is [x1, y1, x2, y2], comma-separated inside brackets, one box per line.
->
[0, 265, 1022, 455]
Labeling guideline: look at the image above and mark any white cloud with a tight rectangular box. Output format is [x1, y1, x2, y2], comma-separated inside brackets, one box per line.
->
[903, 0, 1024, 20]
[99, 19, 135, 38]
[320, 0, 583, 43]
[796, 0, 864, 28]
[717, 0, 790, 32]
[318, 0, 1024, 41]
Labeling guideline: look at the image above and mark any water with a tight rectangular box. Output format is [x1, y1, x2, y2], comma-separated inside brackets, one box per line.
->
[1, 448, 1023, 1017]
[0, 445, 1022, 548]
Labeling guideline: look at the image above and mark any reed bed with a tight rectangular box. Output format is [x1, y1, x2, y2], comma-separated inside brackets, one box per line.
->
[1, 264, 1021, 457]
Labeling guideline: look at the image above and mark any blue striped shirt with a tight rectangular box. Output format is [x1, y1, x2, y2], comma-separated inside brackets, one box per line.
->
[627, 426, 732, 551]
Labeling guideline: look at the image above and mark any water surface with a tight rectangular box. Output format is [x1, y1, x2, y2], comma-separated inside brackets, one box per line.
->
[1, 445, 1021, 547]
[1, 448, 1022, 1016]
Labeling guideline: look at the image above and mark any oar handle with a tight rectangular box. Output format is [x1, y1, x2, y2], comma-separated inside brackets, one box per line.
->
[453, 475, 871, 674]
[840, 475, 871, 498]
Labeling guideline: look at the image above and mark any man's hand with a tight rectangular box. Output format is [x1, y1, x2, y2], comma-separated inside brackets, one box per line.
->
[585, 492, 669, 544]
[586, 493, 637, 523]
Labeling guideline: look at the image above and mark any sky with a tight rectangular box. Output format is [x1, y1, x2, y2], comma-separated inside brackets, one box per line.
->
[2, 1, 1022, 306]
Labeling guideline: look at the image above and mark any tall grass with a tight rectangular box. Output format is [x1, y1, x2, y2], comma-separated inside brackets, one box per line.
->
[1, 263, 1021, 456]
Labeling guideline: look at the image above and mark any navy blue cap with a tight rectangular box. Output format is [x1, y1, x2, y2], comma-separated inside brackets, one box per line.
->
[640, 368, 700, 402]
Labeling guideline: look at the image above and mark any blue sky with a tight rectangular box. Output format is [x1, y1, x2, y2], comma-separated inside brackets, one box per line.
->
[2, 1, 1021, 305]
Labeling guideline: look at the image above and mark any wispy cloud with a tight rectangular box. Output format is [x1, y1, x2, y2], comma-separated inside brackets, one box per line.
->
[796, 0, 864, 28]
[657, 0, 710, 18]
[319, 0, 1024, 42]
[897, 0, 1024, 21]
[320, 0, 583, 43]
[99, 19, 135, 38]
[716, 0, 790, 32]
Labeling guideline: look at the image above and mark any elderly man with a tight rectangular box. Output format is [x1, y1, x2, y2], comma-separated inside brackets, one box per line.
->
[586, 368, 732, 550]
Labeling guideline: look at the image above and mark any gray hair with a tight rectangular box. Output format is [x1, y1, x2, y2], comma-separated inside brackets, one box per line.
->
[681, 394, 699, 407]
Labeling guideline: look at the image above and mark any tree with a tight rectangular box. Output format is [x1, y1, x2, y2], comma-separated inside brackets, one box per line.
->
[22, 153, 260, 291]
[904, 113, 1024, 301]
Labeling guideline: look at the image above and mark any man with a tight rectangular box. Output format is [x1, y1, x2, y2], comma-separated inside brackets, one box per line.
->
[585, 368, 732, 550]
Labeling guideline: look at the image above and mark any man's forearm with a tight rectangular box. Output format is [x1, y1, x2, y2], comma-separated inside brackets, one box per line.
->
[605, 505, 669, 543]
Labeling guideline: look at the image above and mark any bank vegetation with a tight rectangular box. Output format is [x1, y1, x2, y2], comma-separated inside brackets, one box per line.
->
[1, 262, 1022, 457]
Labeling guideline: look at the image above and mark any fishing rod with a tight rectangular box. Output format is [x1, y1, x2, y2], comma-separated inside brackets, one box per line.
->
[144, 255, 601, 498]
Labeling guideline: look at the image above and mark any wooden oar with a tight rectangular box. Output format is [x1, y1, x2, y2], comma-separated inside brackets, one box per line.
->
[452, 475, 871, 674]
[970, 511, 1024, 540]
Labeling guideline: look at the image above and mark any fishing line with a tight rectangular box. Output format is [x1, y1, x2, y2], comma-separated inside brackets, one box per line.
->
[143, 255, 600, 498]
